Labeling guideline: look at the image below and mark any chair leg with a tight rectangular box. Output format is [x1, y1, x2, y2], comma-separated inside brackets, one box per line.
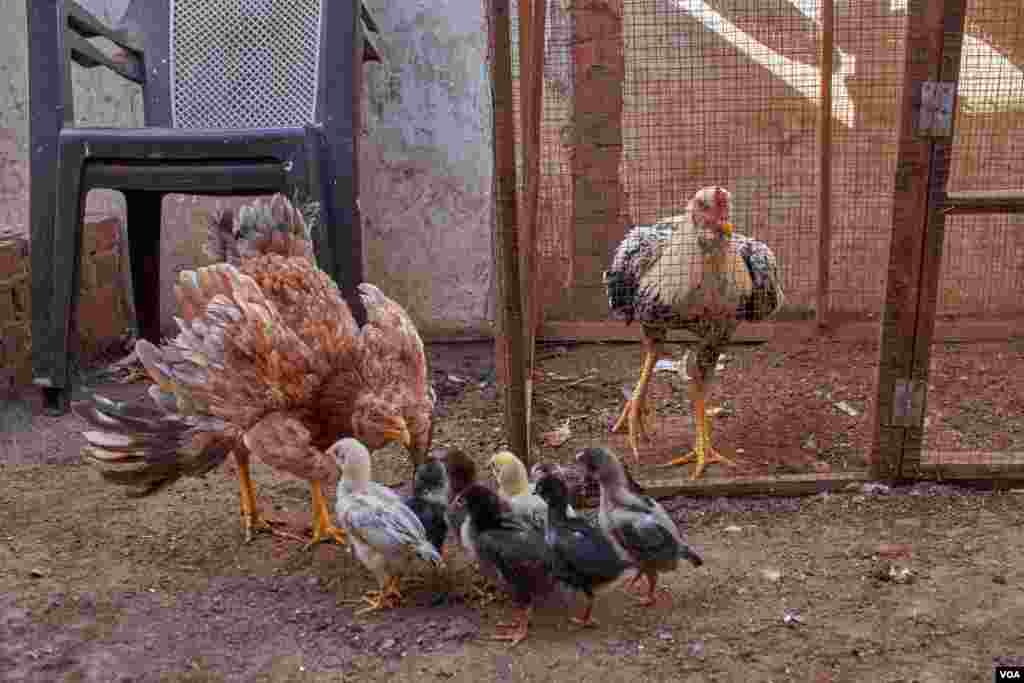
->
[124, 192, 164, 345]
[44, 145, 87, 415]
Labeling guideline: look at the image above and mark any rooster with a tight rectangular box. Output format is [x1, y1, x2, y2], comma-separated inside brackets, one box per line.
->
[603, 186, 783, 478]
[75, 194, 435, 548]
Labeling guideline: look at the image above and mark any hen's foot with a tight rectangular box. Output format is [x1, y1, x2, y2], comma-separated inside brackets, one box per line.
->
[241, 511, 304, 544]
[303, 523, 348, 551]
[352, 592, 401, 616]
[304, 480, 347, 550]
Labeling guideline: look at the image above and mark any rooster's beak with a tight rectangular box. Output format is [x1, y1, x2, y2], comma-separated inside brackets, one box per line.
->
[382, 417, 413, 450]
[721, 222, 734, 238]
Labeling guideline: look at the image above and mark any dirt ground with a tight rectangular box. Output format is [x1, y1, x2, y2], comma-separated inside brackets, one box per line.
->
[2, 338, 1024, 682]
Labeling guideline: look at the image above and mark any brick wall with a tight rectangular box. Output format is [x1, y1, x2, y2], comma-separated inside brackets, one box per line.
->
[0, 229, 30, 391]
[0, 216, 131, 392]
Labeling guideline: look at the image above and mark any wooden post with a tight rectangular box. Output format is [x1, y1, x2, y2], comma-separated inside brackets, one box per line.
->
[517, 0, 548, 467]
[871, 0, 967, 479]
[491, 0, 530, 463]
[816, 0, 834, 330]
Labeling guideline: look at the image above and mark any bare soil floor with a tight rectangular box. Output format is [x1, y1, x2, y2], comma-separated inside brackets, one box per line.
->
[2, 338, 1024, 682]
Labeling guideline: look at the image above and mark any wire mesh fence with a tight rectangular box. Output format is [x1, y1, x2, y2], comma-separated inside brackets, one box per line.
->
[920, 0, 1024, 474]
[494, 0, 1024, 484]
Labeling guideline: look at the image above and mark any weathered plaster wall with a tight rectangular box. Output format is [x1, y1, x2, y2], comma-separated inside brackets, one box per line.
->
[361, 0, 494, 337]
[1, 0, 496, 339]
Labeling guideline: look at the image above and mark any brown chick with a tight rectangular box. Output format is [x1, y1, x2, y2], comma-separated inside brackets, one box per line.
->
[75, 194, 435, 549]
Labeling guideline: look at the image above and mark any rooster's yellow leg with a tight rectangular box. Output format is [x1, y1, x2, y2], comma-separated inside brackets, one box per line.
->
[304, 480, 347, 550]
[661, 384, 735, 479]
[235, 452, 296, 543]
[611, 337, 659, 462]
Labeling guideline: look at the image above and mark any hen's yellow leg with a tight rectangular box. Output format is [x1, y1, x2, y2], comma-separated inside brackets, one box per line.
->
[304, 480, 347, 550]
[611, 337, 658, 462]
[352, 577, 402, 616]
[662, 384, 735, 479]
[235, 453, 300, 543]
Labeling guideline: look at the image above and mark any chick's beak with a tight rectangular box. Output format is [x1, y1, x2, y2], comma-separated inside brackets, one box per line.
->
[382, 416, 413, 449]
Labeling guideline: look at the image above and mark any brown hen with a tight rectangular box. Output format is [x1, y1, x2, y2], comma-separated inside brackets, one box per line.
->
[75, 194, 435, 548]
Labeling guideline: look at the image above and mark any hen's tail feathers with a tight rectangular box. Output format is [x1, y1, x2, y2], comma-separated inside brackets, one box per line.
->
[206, 193, 315, 267]
[74, 393, 234, 497]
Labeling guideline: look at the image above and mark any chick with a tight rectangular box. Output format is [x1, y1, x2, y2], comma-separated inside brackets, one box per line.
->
[332, 439, 443, 615]
[488, 451, 552, 534]
[534, 474, 632, 628]
[455, 484, 555, 646]
[403, 458, 450, 555]
[529, 461, 579, 518]
[575, 446, 703, 607]
[443, 448, 482, 561]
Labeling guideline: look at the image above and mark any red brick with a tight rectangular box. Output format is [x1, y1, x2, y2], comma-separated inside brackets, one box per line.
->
[11, 276, 29, 319]
[0, 285, 15, 324]
[1, 321, 29, 364]
[82, 215, 122, 254]
[84, 250, 121, 291]
[0, 238, 28, 280]
[75, 284, 127, 357]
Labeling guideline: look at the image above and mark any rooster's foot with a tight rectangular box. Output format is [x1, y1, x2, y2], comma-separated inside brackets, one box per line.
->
[662, 445, 734, 480]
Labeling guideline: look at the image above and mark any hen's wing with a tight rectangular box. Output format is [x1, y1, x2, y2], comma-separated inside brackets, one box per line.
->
[138, 261, 357, 429]
[241, 411, 334, 482]
[356, 284, 431, 400]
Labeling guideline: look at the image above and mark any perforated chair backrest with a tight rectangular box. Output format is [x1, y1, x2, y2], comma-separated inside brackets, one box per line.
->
[168, 0, 322, 128]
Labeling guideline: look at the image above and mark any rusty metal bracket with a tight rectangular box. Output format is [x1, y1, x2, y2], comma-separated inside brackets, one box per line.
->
[917, 81, 956, 137]
[892, 379, 925, 426]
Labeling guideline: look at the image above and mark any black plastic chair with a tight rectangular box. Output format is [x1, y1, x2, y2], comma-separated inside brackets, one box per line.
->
[26, 0, 382, 414]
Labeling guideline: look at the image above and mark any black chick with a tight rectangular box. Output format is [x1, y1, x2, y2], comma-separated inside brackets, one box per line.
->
[403, 458, 450, 555]
[533, 474, 632, 628]
[456, 484, 554, 646]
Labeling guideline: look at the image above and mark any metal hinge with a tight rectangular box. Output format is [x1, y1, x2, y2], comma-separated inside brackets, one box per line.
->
[917, 81, 956, 137]
[892, 379, 925, 426]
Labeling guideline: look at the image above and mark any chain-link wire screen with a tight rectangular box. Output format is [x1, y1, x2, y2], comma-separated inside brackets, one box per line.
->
[170, 0, 323, 129]
[493, 0, 913, 483]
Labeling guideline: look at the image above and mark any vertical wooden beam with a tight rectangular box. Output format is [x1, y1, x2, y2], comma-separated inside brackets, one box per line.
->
[816, 0, 834, 330]
[872, 0, 967, 479]
[901, 0, 968, 477]
[518, 0, 548, 467]
[491, 0, 531, 463]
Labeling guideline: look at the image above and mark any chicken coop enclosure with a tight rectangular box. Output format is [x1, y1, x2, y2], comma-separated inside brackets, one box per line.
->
[488, 0, 1024, 493]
